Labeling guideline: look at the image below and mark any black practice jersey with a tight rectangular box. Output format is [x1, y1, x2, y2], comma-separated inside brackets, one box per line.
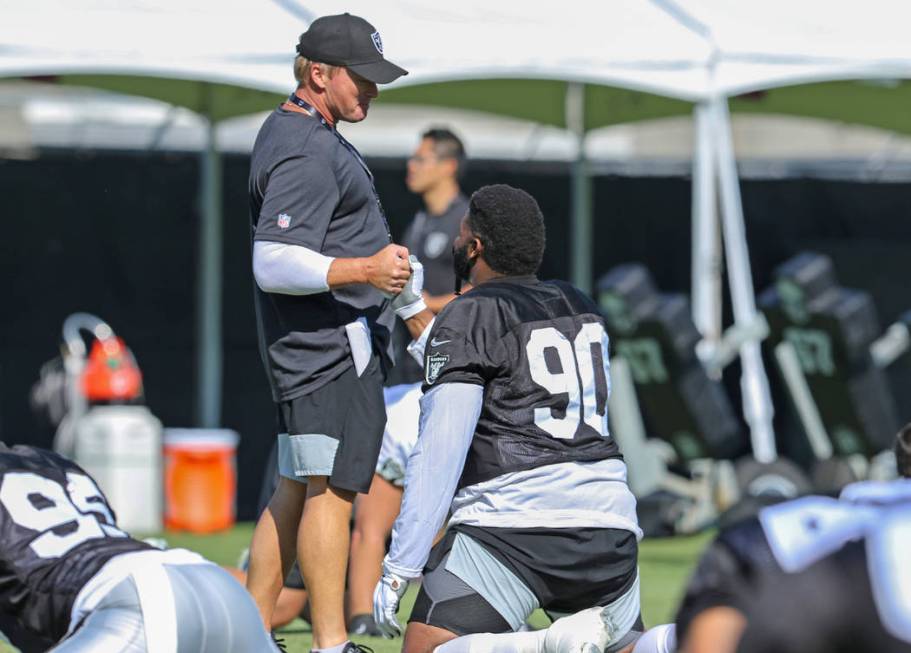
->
[422, 276, 622, 489]
[0, 445, 151, 641]
[674, 516, 780, 639]
[738, 539, 911, 652]
[676, 495, 911, 651]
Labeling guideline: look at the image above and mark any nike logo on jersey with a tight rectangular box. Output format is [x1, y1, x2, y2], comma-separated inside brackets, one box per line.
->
[430, 338, 452, 347]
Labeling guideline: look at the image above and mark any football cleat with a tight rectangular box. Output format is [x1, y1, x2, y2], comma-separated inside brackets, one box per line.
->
[341, 643, 375, 653]
[349, 613, 383, 637]
[271, 632, 287, 652]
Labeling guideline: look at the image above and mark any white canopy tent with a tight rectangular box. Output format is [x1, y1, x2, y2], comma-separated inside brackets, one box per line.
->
[677, 0, 911, 461]
[0, 0, 711, 430]
[4, 1, 911, 460]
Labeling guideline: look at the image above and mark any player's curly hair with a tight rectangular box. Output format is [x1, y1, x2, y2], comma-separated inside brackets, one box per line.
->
[467, 184, 545, 277]
[896, 422, 911, 478]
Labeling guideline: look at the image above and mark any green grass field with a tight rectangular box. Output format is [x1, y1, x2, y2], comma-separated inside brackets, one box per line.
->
[151, 523, 712, 653]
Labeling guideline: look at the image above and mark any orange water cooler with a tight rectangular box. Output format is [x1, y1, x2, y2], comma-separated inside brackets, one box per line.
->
[163, 429, 239, 533]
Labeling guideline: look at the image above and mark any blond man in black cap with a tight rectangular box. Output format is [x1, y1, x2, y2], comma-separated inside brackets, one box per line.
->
[246, 13, 432, 653]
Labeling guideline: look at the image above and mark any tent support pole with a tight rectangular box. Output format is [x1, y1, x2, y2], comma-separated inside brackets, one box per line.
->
[196, 92, 223, 428]
[567, 81, 591, 294]
[691, 102, 722, 347]
[710, 96, 777, 463]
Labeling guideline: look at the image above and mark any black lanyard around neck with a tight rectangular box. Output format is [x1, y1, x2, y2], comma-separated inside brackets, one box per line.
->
[286, 93, 391, 240]
[287, 94, 332, 129]
[286, 94, 371, 179]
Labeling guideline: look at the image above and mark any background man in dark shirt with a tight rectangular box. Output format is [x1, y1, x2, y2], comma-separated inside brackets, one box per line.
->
[344, 129, 469, 634]
[386, 128, 469, 386]
[403, 128, 469, 313]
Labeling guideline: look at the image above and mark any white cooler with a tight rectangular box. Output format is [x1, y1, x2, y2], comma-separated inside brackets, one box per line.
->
[73, 405, 163, 534]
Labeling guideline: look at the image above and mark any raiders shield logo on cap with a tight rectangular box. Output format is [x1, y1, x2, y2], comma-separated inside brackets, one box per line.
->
[425, 352, 449, 384]
[371, 30, 383, 54]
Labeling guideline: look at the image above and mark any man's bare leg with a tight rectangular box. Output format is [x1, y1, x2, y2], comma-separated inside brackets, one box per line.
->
[299, 475, 356, 649]
[246, 477, 308, 627]
[226, 566, 309, 630]
[346, 474, 403, 621]
[403, 622, 459, 653]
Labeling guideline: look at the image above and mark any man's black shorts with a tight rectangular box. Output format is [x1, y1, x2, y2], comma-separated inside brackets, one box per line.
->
[410, 525, 640, 636]
[276, 355, 385, 494]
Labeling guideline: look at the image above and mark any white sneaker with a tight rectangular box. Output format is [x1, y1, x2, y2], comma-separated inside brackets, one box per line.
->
[543, 606, 614, 653]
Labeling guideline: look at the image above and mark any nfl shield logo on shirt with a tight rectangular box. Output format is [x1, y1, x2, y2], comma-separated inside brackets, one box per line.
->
[425, 352, 449, 385]
[371, 31, 383, 54]
[277, 213, 291, 229]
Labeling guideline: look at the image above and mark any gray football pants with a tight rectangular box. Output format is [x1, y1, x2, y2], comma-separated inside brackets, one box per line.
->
[51, 563, 275, 652]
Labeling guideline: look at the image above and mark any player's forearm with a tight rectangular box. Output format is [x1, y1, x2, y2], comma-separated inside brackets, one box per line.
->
[384, 383, 483, 578]
[423, 292, 457, 314]
[326, 256, 371, 288]
[252, 241, 381, 293]
[327, 247, 413, 292]
[403, 309, 434, 341]
[406, 316, 436, 365]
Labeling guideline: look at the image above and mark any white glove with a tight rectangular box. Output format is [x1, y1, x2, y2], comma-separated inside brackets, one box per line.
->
[373, 569, 409, 638]
[390, 255, 427, 320]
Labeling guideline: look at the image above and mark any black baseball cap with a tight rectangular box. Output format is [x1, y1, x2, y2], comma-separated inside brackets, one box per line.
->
[296, 13, 408, 85]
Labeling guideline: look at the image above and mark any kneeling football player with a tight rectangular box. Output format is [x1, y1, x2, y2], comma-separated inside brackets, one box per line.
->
[372, 185, 662, 653]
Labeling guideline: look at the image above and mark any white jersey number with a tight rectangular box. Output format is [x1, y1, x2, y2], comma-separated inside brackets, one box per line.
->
[0, 471, 127, 559]
[526, 322, 610, 439]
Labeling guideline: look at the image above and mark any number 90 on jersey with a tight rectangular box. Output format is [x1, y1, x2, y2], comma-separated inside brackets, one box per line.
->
[526, 322, 610, 440]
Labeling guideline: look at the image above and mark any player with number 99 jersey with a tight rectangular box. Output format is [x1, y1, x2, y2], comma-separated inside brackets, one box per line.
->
[0, 444, 150, 642]
[0, 444, 277, 652]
